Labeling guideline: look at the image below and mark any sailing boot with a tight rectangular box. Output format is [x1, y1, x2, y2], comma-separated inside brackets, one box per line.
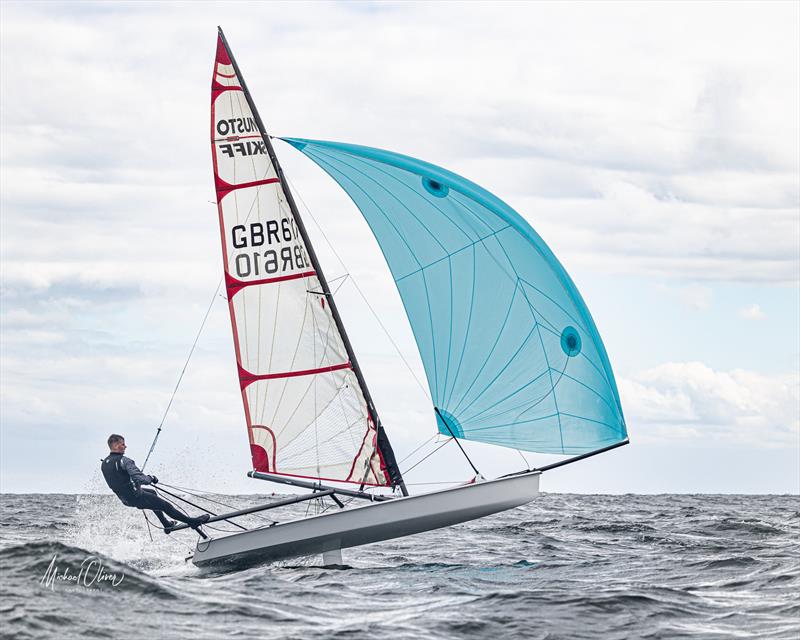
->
[187, 514, 211, 528]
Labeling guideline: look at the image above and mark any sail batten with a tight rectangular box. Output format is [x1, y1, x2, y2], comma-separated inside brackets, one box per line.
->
[284, 137, 627, 456]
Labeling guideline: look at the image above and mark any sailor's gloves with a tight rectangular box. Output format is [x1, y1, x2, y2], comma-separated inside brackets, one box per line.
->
[150, 475, 159, 484]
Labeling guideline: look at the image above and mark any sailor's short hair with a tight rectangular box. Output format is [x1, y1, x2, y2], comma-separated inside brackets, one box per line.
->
[107, 434, 125, 448]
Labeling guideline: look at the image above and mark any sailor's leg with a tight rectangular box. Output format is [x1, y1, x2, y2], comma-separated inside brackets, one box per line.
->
[133, 490, 192, 523]
[133, 489, 208, 526]
[153, 499, 193, 524]
[151, 510, 174, 528]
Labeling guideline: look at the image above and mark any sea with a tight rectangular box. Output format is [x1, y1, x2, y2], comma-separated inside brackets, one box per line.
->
[0, 493, 797, 640]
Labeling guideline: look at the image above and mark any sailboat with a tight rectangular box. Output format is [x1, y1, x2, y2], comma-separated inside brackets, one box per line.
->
[180, 28, 628, 567]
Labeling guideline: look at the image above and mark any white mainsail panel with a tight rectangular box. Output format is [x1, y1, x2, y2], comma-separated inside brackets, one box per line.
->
[210, 36, 389, 486]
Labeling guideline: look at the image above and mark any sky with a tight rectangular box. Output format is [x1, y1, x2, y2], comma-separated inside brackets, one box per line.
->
[1, 1, 798, 495]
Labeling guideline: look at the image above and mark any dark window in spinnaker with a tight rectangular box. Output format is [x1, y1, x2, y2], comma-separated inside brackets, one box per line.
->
[560, 326, 582, 357]
[422, 176, 449, 198]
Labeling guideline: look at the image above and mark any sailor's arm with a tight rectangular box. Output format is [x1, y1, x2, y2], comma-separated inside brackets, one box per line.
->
[120, 457, 154, 486]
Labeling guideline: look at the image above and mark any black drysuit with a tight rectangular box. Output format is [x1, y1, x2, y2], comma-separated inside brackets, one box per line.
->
[101, 452, 192, 528]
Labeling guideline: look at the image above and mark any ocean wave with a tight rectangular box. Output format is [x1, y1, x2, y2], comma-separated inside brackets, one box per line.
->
[0, 540, 179, 598]
[1, 493, 798, 640]
[700, 518, 785, 536]
[687, 555, 760, 570]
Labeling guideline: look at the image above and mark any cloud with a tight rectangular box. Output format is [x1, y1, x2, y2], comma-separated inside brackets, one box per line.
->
[1, 1, 798, 289]
[1, 2, 798, 493]
[738, 304, 767, 320]
[675, 284, 713, 311]
[619, 362, 799, 448]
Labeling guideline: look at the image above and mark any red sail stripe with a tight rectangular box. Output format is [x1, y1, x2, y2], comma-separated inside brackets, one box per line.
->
[238, 362, 352, 390]
[211, 83, 242, 94]
[225, 270, 316, 297]
[214, 176, 279, 199]
[250, 426, 277, 472]
[215, 35, 231, 65]
[216, 70, 237, 78]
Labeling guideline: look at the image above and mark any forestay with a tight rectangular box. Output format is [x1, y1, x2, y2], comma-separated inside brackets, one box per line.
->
[210, 39, 391, 486]
[284, 139, 627, 455]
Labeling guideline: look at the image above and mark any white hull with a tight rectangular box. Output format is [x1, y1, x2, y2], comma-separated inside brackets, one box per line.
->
[192, 471, 540, 567]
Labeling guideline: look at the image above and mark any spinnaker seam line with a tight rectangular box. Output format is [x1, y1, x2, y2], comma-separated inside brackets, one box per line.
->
[534, 350, 619, 419]
[448, 282, 520, 416]
[306, 146, 469, 250]
[442, 244, 477, 409]
[461, 366, 553, 423]
[518, 277, 566, 453]
[453, 323, 539, 419]
[517, 276, 606, 372]
[472, 411, 621, 436]
[393, 225, 511, 283]
[467, 411, 559, 432]
[451, 196, 532, 293]
[461, 351, 575, 426]
[420, 267, 440, 401]
[512, 360, 573, 425]
[441, 257, 455, 406]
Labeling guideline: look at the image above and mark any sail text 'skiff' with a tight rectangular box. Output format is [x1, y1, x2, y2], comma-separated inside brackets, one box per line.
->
[218, 140, 267, 158]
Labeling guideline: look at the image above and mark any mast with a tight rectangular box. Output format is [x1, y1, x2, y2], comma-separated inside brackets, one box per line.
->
[216, 27, 407, 496]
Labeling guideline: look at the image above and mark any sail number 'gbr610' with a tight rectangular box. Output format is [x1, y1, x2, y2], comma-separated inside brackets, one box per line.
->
[229, 220, 311, 279]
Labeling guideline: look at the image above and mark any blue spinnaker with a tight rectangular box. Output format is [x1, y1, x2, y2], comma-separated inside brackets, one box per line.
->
[284, 138, 626, 455]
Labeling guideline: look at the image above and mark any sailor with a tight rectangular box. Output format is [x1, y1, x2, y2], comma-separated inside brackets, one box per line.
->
[101, 434, 210, 531]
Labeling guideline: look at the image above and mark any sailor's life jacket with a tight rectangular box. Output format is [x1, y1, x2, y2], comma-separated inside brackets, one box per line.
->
[101, 452, 152, 505]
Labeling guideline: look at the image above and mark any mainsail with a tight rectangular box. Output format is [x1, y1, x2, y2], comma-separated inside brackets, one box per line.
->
[210, 35, 403, 488]
[283, 139, 627, 455]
